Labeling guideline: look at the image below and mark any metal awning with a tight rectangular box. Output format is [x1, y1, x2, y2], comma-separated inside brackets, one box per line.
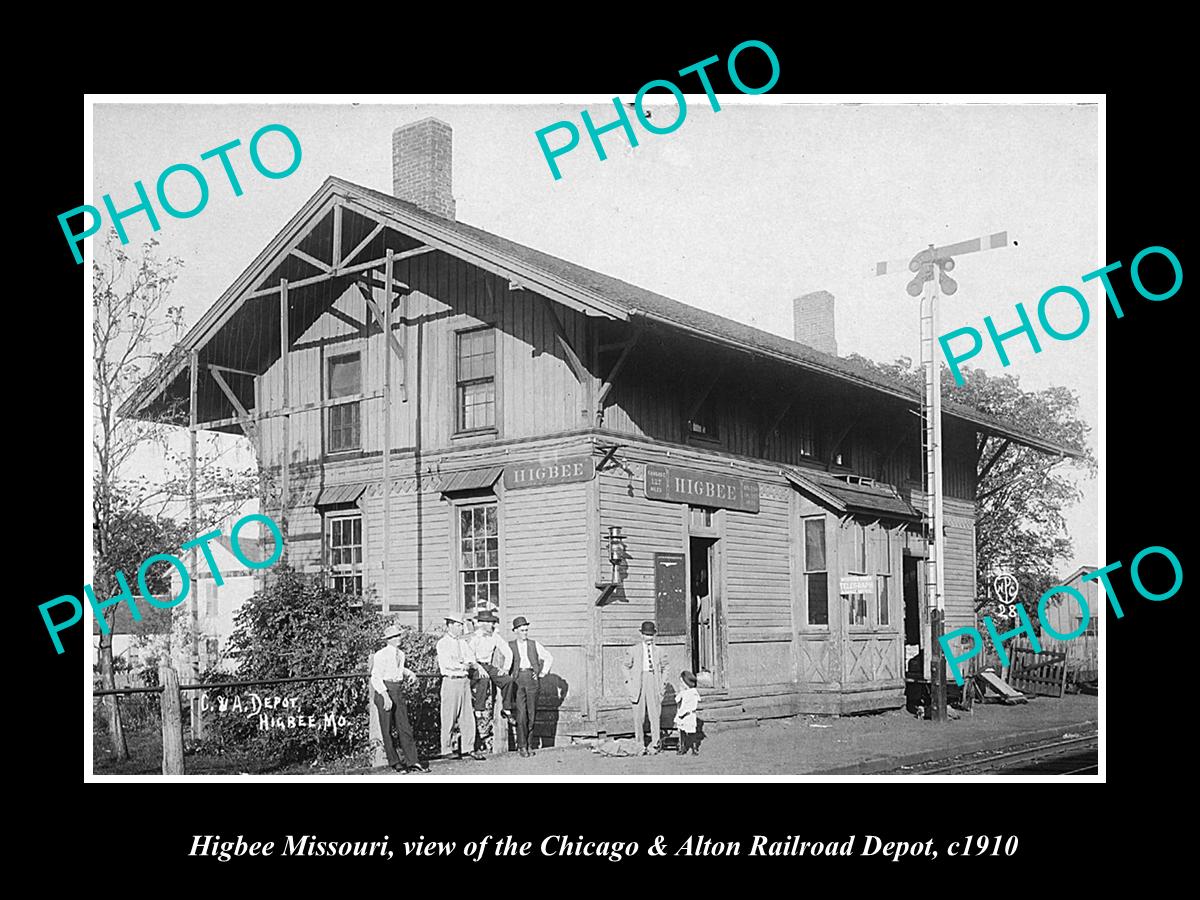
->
[439, 466, 503, 494]
[314, 483, 368, 506]
[783, 467, 920, 521]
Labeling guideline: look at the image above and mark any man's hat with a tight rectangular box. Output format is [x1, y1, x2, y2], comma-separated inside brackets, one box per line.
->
[512, 616, 530, 629]
[444, 613, 465, 625]
[475, 609, 498, 623]
[640, 621, 657, 636]
[382, 624, 403, 640]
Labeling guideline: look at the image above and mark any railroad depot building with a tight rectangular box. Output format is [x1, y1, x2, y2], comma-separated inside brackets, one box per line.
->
[123, 118, 1077, 739]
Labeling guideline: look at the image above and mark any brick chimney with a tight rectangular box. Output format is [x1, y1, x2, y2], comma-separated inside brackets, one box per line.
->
[392, 118, 456, 220]
[793, 290, 837, 356]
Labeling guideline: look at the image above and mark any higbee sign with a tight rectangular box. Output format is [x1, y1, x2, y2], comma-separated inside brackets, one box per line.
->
[644, 464, 760, 514]
[504, 456, 594, 490]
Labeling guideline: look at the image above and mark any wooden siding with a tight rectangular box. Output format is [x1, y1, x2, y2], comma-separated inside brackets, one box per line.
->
[257, 251, 590, 466]
[502, 481, 590, 645]
[601, 344, 979, 502]
[724, 486, 792, 643]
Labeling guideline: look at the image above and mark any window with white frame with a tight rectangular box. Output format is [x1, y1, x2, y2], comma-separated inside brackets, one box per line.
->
[803, 517, 829, 626]
[456, 328, 496, 432]
[459, 502, 499, 616]
[326, 513, 363, 595]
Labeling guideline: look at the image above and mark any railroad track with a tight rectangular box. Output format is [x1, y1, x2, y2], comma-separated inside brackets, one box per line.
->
[898, 734, 1099, 775]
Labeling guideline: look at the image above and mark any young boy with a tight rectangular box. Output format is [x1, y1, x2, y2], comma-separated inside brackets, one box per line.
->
[674, 670, 701, 755]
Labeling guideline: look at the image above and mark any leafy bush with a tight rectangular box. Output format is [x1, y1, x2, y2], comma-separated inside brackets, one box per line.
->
[194, 566, 443, 767]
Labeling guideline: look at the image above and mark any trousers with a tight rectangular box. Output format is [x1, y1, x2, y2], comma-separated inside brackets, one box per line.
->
[512, 670, 539, 750]
[440, 676, 475, 757]
[632, 670, 662, 748]
[472, 669, 496, 753]
[375, 683, 419, 768]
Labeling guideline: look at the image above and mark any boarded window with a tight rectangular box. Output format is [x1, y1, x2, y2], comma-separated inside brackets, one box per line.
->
[327, 352, 362, 452]
[457, 328, 496, 432]
[327, 514, 363, 595]
[804, 517, 828, 626]
[459, 503, 500, 616]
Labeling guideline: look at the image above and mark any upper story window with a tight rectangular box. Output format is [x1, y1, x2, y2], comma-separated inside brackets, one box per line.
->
[456, 327, 496, 433]
[327, 352, 362, 452]
[688, 395, 719, 440]
[832, 433, 853, 468]
[797, 413, 816, 458]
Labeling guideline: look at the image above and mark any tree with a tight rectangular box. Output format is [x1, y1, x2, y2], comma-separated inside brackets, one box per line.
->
[200, 567, 442, 768]
[93, 233, 186, 760]
[846, 355, 1096, 620]
[93, 232, 258, 758]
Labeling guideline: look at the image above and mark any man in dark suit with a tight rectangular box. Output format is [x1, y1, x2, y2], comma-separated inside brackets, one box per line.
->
[625, 620, 668, 754]
[506, 616, 553, 758]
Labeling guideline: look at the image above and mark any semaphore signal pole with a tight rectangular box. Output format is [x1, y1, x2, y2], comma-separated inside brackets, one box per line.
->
[872, 231, 1012, 723]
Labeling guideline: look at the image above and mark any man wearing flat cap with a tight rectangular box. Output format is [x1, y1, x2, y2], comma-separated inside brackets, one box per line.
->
[506, 616, 553, 758]
[468, 608, 512, 756]
[625, 621, 668, 754]
[371, 624, 429, 773]
[436, 613, 480, 760]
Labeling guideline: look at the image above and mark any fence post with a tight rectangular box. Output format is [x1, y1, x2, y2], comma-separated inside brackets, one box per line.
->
[367, 653, 386, 768]
[160, 662, 185, 775]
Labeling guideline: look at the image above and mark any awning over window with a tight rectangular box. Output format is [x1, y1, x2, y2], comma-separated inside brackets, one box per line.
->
[783, 468, 920, 521]
[439, 466, 503, 494]
[314, 483, 368, 507]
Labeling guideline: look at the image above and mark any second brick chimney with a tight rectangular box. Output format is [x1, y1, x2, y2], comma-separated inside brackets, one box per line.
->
[793, 290, 838, 356]
[392, 118, 456, 221]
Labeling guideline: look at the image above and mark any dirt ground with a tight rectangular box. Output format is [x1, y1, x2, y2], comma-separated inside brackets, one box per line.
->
[381, 694, 1098, 777]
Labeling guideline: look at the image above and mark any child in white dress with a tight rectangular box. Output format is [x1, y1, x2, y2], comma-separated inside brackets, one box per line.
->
[674, 670, 701, 755]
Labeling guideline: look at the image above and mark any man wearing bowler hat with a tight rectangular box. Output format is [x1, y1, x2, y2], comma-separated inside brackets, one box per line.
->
[370, 624, 429, 773]
[506, 616, 553, 757]
[436, 613, 480, 760]
[625, 621, 668, 754]
[468, 608, 512, 756]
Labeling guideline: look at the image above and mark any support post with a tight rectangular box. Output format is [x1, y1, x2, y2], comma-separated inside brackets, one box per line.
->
[368, 651, 386, 767]
[188, 350, 202, 738]
[382, 251, 393, 610]
[279, 279, 290, 550]
[160, 662, 185, 775]
[922, 267, 948, 722]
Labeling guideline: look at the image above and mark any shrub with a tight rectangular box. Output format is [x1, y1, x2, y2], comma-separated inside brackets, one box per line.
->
[194, 566, 443, 767]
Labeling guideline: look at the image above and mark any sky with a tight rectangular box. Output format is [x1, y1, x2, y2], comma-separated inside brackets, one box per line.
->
[92, 98, 1099, 575]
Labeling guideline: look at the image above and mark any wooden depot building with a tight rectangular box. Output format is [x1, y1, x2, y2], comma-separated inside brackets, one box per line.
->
[123, 118, 1080, 740]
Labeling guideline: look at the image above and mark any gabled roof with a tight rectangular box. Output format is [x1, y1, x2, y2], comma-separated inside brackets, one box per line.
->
[121, 176, 1084, 459]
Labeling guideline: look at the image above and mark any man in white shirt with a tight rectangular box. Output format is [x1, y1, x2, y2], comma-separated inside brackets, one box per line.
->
[370, 624, 429, 773]
[436, 614, 480, 760]
[505, 616, 553, 758]
[467, 608, 513, 755]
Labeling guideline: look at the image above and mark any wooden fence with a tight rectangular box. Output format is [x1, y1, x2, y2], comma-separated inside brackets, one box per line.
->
[93, 659, 510, 774]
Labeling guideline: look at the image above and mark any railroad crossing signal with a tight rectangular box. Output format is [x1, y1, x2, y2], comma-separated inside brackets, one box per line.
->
[869, 229, 1014, 724]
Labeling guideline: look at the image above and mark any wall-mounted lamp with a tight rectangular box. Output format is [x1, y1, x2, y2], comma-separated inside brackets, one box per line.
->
[596, 525, 626, 605]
